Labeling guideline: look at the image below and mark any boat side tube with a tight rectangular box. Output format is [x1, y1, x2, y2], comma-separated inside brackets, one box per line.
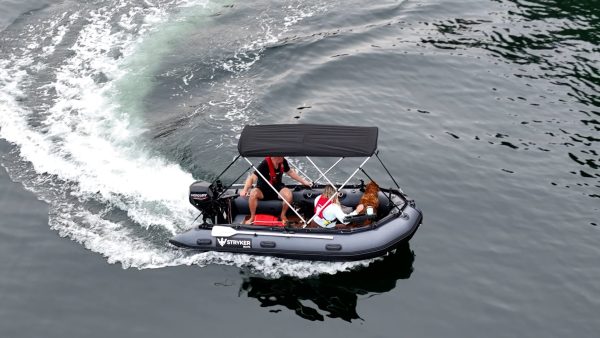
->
[169, 204, 422, 261]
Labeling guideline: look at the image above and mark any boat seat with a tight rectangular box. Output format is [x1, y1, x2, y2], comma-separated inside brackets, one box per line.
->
[296, 188, 394, 217]
[232, 197, 285, 216]
[231, 188, 327, 217]
[231, 188, 396, 218]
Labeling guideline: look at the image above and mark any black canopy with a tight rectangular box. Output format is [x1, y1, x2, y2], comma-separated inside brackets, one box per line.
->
[238, 124, 378, 157]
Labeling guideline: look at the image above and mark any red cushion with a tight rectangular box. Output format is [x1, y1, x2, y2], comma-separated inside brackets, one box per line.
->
[253, 214, 284, 227]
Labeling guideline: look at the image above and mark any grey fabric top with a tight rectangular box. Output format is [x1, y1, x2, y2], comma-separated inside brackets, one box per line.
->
[237, 124, 378, 157]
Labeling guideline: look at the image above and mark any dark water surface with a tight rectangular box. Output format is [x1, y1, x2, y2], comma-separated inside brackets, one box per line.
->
[1, 0, 598, 336]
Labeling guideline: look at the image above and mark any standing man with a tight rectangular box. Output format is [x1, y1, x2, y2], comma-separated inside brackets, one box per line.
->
[240, 156, 311, 224]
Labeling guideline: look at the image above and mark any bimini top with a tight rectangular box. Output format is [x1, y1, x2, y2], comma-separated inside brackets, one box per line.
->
[238, 124, 378, 157]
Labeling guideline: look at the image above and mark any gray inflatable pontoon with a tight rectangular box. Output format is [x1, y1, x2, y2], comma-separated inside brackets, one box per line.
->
[169, 124, 423, 261]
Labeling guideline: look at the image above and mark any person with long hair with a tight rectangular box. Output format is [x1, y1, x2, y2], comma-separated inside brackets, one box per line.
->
[313, 185, 364, 228]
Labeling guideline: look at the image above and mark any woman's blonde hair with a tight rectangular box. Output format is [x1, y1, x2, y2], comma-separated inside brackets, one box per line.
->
[322, 185, 339, 204]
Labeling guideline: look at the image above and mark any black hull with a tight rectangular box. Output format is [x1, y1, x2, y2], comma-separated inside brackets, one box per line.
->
[170, 205, 422, 262]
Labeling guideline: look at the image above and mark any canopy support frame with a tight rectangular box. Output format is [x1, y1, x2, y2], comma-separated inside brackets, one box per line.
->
[303, 156, 372, 228]
[243, 157, 307, 225]
[208, 147, 409, 227]
[305, 156, 338, 189]
[311, 157, 344, 185]
[210, 154, 241, 185]
[286, 157, 345, 185]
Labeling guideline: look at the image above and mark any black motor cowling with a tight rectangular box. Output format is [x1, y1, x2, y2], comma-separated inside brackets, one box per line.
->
[189, 181, 214, 210]
[189, 181, 227, 224]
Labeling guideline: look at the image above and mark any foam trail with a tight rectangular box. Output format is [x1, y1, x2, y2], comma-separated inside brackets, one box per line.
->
[0, 0, 375, 276]
[1, 0, 205, 249]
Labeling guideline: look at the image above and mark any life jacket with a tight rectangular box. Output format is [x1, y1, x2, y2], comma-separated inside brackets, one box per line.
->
[314, 195, 334, 222]
[265, 156, 284, 185]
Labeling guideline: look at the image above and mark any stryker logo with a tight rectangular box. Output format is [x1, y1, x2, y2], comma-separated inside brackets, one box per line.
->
[215, 237, 252, 249]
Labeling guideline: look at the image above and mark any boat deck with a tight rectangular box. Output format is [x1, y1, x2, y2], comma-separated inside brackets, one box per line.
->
[234, 214, 317, 228]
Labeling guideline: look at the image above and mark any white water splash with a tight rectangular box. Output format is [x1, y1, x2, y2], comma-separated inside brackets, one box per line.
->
[0, 0, 374, 277]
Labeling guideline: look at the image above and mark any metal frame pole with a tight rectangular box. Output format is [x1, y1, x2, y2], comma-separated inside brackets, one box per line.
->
[287, 157, 345, 185]
[311, 157, 344, 185]
[375, 151, 404, 194]
[243, 157, 306, 224]
[305, 156, 338, 188]
[304, 156, 372, 227]
[286, 160, 312, 183]
[210, 155, 241, 184]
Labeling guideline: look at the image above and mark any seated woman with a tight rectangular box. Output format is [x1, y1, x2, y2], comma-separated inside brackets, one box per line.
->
[313, 185, 364, 228]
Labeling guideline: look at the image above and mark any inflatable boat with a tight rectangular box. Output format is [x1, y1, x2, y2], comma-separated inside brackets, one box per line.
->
[169, 124, 422, 261]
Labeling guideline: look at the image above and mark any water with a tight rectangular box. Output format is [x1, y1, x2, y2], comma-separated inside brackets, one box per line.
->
[0, 0, 598, 336]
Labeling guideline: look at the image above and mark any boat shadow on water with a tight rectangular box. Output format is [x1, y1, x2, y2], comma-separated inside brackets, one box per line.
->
[238, 242, 415, 322]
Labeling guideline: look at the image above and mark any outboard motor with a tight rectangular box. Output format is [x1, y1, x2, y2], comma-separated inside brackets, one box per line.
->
[189, 181, 226, 224]
[189, 181, 214, 209]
